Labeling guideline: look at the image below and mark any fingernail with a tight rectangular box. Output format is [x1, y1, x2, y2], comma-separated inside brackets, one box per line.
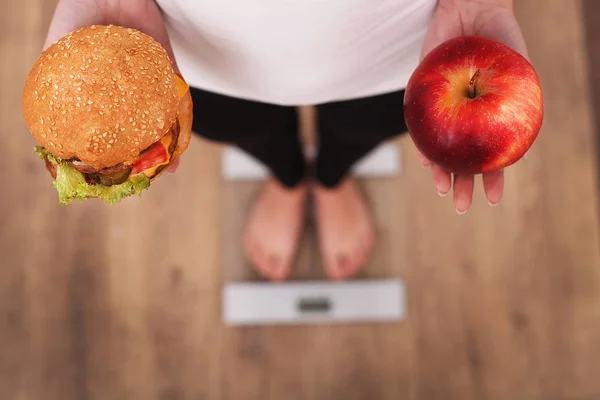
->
[437, 190, 449, 197]
[456, 208, 467, 215]
[488, 200, 499, 207]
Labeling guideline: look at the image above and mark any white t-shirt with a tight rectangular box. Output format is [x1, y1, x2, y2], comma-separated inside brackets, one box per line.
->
[156, 0, 437, 105]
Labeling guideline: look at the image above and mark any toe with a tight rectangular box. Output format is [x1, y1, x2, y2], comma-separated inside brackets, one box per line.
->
[266, 254, 290, 281]
[353, 246, 366, 266]
[276, 262, 292, 281]
[339, 254, 360, 280]
[325, 254, 352, 280]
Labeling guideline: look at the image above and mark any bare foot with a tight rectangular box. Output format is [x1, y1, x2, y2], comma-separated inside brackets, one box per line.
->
[313, 178, 376, 280]
[244, 178, 307, 281]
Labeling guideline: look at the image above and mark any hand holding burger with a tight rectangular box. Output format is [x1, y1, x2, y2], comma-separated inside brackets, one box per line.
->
[22, 25, 193, 205]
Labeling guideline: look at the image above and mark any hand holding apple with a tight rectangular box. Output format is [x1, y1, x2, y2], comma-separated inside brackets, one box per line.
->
[411, 1, 542, 213]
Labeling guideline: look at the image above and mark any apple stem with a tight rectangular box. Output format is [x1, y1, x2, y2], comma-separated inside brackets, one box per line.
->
[468, 69, 481, 99]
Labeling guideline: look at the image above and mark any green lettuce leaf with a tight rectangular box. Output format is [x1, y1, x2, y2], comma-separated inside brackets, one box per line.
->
[34, 146, 150, 205]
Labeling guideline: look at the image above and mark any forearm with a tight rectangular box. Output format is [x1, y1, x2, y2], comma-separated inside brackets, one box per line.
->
[44, 0, 179, 72]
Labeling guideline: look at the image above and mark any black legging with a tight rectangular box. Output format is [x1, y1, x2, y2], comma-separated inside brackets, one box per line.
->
[190, 87, 408, 188]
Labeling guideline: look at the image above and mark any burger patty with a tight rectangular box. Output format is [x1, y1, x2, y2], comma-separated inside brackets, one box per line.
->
[71, 159, 130, 175]
[44, 119, 180, 185]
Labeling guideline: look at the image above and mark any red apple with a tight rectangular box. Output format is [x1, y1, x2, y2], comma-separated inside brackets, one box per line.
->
[403, 35, 544, 175]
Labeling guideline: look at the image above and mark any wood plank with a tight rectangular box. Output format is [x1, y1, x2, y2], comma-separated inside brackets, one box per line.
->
[582, 0, 600, 200]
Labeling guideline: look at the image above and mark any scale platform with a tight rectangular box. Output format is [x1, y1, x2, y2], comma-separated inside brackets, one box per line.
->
[223, 279, 405, 326]
[221, 142, 401, 181]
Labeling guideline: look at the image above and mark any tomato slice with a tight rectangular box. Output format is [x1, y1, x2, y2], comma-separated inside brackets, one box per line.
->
[128, 77, 186, 176]
[131, 142, 168, 175]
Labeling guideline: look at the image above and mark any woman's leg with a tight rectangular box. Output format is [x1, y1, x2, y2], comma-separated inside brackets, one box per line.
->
[191, 87, 305, 187]
[315, 90, 407, 188]
[191, 87, 308, 280]
[313, 89, 408, 279]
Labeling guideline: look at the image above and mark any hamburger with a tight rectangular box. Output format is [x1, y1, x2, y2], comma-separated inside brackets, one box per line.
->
[22, 25, 193, 205]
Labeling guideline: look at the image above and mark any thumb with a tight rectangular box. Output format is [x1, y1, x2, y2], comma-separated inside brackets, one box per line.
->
[167, 157, 180, 174]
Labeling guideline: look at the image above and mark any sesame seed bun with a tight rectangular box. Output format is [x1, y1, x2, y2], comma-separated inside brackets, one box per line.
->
[22, 25, 179, 169]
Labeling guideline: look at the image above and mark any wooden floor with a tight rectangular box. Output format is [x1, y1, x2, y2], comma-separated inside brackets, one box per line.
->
[2, 1, 600, 399]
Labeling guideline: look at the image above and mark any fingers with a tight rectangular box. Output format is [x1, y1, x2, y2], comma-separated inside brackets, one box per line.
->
[453, 174, 474, 214]
[432, 164, 452, 196]
[416, 148, 432, 167]
[418, 149, 451, 197]
[441, 170, 503, 213]
[482, 169, 504, 206]
[416, 146, 501, 213]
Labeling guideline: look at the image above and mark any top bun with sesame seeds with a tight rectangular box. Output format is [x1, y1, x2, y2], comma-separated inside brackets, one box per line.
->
[22, 25, 193, 205]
